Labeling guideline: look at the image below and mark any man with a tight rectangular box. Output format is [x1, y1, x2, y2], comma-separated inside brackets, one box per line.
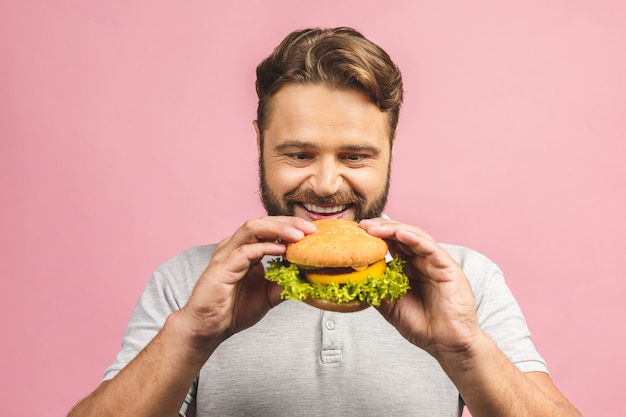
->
[69, 27, 582, 416]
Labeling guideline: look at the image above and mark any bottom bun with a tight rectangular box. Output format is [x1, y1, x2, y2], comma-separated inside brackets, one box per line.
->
[303, 297, 370, 313]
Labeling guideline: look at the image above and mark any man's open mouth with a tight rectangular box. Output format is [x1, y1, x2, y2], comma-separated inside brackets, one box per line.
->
[302, 203, 348, 214]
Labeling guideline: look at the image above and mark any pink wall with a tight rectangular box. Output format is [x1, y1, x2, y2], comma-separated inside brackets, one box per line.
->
[1, 1, 624, 415]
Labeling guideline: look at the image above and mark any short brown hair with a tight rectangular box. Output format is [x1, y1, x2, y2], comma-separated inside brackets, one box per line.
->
[255, 27, 404, 140]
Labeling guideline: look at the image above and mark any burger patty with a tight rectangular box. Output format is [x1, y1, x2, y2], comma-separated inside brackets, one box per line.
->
[297, 266, 362, 277]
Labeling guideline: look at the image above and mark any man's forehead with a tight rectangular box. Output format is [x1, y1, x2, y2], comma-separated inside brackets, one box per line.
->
[263, 85, 390, 133]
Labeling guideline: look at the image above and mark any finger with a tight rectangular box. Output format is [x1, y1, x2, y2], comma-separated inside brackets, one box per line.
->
[266, 281, 286, 309]
[240, 262, 285, 309]
[360, 220, 456, 271]
[210, 241, 288, 282]
[360, 218, 432, 240]
[213, 217, 313, 267]
[359, 220, 435, 256]
[227, 216, 317, 249]
[210, 217, 317, 283]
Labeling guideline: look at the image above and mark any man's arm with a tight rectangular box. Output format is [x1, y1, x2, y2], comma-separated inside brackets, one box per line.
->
[68, 311, 210, 417]
[359, 218, 582, 417]
[68, 217, 316, 417]
[438, 331, 581, 416]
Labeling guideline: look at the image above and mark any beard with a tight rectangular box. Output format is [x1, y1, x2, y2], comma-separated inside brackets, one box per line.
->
[258, 157, 390, 222]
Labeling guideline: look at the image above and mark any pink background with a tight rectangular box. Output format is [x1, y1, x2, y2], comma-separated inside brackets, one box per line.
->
[1, 1, 624, 415]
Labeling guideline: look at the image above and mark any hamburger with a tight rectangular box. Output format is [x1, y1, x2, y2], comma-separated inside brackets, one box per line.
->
[265, 218, 409, 312]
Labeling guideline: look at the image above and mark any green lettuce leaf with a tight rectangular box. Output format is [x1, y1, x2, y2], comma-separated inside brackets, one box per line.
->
[265, 256, 409, 307]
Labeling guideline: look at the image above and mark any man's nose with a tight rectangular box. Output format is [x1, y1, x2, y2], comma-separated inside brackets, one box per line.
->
[309, 158, 343, 197]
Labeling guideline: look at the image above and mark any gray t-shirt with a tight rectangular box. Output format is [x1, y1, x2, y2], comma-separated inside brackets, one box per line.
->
[104, 243, 547, 417]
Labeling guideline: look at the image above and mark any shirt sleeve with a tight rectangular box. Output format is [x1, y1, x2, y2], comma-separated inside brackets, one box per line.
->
[445, 244, 549, 374]
[102, 247, 209, 415]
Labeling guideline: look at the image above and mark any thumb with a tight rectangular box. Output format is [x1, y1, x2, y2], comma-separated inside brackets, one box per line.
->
[267, 281, 285, 309]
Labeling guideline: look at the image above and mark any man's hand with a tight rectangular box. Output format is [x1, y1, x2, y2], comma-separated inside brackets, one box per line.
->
[359, 217, 482, 357]
[178, 216, 317, 351]
[67, 216, 317, 417]
[360, 218, 583, 417]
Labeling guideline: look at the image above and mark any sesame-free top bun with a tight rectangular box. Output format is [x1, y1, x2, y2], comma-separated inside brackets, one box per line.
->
[285, 219, 387, 268]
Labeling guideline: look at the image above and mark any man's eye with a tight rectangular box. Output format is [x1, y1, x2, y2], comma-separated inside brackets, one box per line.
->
[288, 153, 312, 161]
[342, 154, 367, 162]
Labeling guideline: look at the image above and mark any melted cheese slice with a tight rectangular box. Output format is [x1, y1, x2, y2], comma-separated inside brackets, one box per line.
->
[305, 259, 387, 285]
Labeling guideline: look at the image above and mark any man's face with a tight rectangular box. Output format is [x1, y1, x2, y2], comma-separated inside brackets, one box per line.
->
[256, 84, 392, 222]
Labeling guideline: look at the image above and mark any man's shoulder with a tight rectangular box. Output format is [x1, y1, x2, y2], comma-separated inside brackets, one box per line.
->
[439, 243, 497, 268]
[152, 244, 219, 285]
[439, 243, 503, 293]
[171, 243, 219, 263]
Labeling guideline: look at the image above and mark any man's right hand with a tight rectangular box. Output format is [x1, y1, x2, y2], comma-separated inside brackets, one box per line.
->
[68, 216, 316, 417]
[175, 216, 317, 354]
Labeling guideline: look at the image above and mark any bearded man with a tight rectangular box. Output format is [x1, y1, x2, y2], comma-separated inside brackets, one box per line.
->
[69, 27, 581, 417]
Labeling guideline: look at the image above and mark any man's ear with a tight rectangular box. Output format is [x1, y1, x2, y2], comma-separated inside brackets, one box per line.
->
[253, 120, 261, 155]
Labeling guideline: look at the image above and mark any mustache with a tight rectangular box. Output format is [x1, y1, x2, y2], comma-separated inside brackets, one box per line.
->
[284, 188, 365, 207]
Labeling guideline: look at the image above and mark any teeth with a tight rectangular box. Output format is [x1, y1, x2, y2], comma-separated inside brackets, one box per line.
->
[303, 203, 346, 214]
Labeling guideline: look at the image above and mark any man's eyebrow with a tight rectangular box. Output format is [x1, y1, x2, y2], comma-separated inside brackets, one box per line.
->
[273, 141, 381, 156]
[273, 141, 319, 152]
[340, 144, 381, 156]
